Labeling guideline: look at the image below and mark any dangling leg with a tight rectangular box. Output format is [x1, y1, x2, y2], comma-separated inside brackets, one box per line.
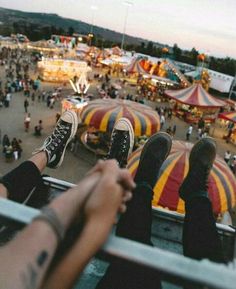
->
[97, 132, 172, 289]
[179, 138, 225, 263]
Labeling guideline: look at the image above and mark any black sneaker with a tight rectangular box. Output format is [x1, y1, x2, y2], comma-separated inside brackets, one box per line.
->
[107, 118, 134, 168]
[134, 132, 172, 188]
[33, 110, 78, 168]
[179, 137, 216, 202]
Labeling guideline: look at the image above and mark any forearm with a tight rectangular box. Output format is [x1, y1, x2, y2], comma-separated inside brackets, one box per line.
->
[0, 174, 101, 289]
[0, 189, 82, 289]
[42, 219, 113, 289]
[0, 220, 58, 289]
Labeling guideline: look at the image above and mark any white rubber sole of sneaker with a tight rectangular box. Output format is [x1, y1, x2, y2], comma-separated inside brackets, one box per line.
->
[113, 117, 135, 156]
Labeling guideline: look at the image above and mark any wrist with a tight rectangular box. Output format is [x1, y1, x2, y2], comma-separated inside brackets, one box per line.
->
[33, 206, 65, 244]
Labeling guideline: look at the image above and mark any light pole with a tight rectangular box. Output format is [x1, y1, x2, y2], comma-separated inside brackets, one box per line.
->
[121, 1, 133, 51]
[89, 5, 98, 46]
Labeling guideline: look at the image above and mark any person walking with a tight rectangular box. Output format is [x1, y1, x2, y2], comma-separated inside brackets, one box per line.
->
[31, 92, 35, 105]
[5, 92, 11, 108]
[186, 124, 193, 141]
[24, 98, 29, 113]
[160, 114, 165, 130]
[224, 150, 231, 165]
[24, 113, 31, 132]
[172, 125, 177, 136]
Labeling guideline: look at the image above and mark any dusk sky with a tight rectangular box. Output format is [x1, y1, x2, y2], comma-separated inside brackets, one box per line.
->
[0, 0, 235, 58]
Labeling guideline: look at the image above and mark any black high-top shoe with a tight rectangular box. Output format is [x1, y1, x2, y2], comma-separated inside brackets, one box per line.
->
[33, 110, 78, 168]
[134, 132, 172, 188]
[107, 117, 134, 168]
[179, 137, 216, 202]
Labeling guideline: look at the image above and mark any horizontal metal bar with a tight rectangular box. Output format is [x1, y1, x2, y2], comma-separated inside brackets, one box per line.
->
[43, 176, 236, 235]
[0, 199, 235, 289]
[0, 199, 39, 226]
[43, 176, 76, 189]
[104, 236, 236, 289]
[153, 207, 236, 234]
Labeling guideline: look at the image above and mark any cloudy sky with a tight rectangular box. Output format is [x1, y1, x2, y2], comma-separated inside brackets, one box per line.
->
[0, 0, 235, 58]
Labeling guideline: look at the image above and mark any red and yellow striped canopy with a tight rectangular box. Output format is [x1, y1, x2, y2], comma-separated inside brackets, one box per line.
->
[127, 140, 236, 214]
[165, 84, 225, 108]
[218, 112, 236, 124]
[125, 57, 148, 74]
[80, 99, 160, 136]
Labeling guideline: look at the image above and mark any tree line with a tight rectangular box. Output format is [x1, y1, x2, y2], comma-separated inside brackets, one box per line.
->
[0, 21, 235, 77]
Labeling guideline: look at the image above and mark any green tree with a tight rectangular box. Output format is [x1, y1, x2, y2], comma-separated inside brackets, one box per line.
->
[146, 41, 154, 55]
[190, 47, 199, 65]
[67, 26, 74, 36]
[173, 43, 182, 61]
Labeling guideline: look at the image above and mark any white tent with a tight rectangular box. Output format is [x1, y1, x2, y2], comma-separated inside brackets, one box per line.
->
[185, 69, 234, 93]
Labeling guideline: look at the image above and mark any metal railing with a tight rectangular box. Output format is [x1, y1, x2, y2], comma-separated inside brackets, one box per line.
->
[0, 198, 236, 289]
[1, 176, 236, 289]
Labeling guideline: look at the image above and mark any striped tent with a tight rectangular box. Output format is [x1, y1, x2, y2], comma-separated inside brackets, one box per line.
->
[80, 99, 160, 136]
[127, 140, 236, 214]
[112, 46, 122, 56]
[218, 112, 236, 123]
[125, 57, 148, 74]
[165, 84, 225, 108]
[97, 49, 109, 60]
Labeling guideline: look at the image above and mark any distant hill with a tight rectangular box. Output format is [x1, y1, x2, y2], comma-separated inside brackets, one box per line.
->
[0, 7, 235, 77]
[0, 7, 165, 47]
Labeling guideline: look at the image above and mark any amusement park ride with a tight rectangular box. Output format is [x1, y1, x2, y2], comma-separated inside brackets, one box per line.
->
[61, 74, 90, 117]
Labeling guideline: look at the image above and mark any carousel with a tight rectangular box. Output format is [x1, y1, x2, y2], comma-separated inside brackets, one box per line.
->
[165, 83, 226, 123]
[127, 140, 236, 215]
[80, 99, 160, 155]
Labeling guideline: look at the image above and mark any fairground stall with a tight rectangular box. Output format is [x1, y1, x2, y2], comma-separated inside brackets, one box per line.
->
[218, 111, 236, 144]
[124, 57, 181, 100]
[165, 83, 225, 123]
[51, 34, 76, 48]
[79, 99, 160, 155]
[27, 40, 60, 56]
[37, 58, 91, 82]
[128, 140, 236, 216]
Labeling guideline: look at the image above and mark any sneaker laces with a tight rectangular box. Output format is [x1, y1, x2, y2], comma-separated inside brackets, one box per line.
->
[107, 130, 129, 165]
[47, 123, 70, 152]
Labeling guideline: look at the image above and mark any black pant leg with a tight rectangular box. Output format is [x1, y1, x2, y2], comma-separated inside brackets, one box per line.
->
[96, 185, 162, 289]
[183, 197, 225, 263]
[0, 161, 42, 203]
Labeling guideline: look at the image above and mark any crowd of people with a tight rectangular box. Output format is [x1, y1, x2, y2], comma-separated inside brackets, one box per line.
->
[1, 133, 22, 161]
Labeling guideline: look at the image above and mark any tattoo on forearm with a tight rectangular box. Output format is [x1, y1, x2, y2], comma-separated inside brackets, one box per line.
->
[21, 264, 38, 289]
[20, 250, 49, 289]
[37, 250, 48, 267]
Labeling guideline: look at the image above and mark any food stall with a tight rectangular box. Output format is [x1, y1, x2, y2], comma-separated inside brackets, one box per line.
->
[27, 40, 60, 55]
[37, 58, 91, 82]
[165, 83, 226, 123]
[218, 111, 236, 144]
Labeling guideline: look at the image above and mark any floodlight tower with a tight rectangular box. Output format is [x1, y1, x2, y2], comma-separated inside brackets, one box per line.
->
[121, 1, 133, 51]
[89, 5, 98, 46]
